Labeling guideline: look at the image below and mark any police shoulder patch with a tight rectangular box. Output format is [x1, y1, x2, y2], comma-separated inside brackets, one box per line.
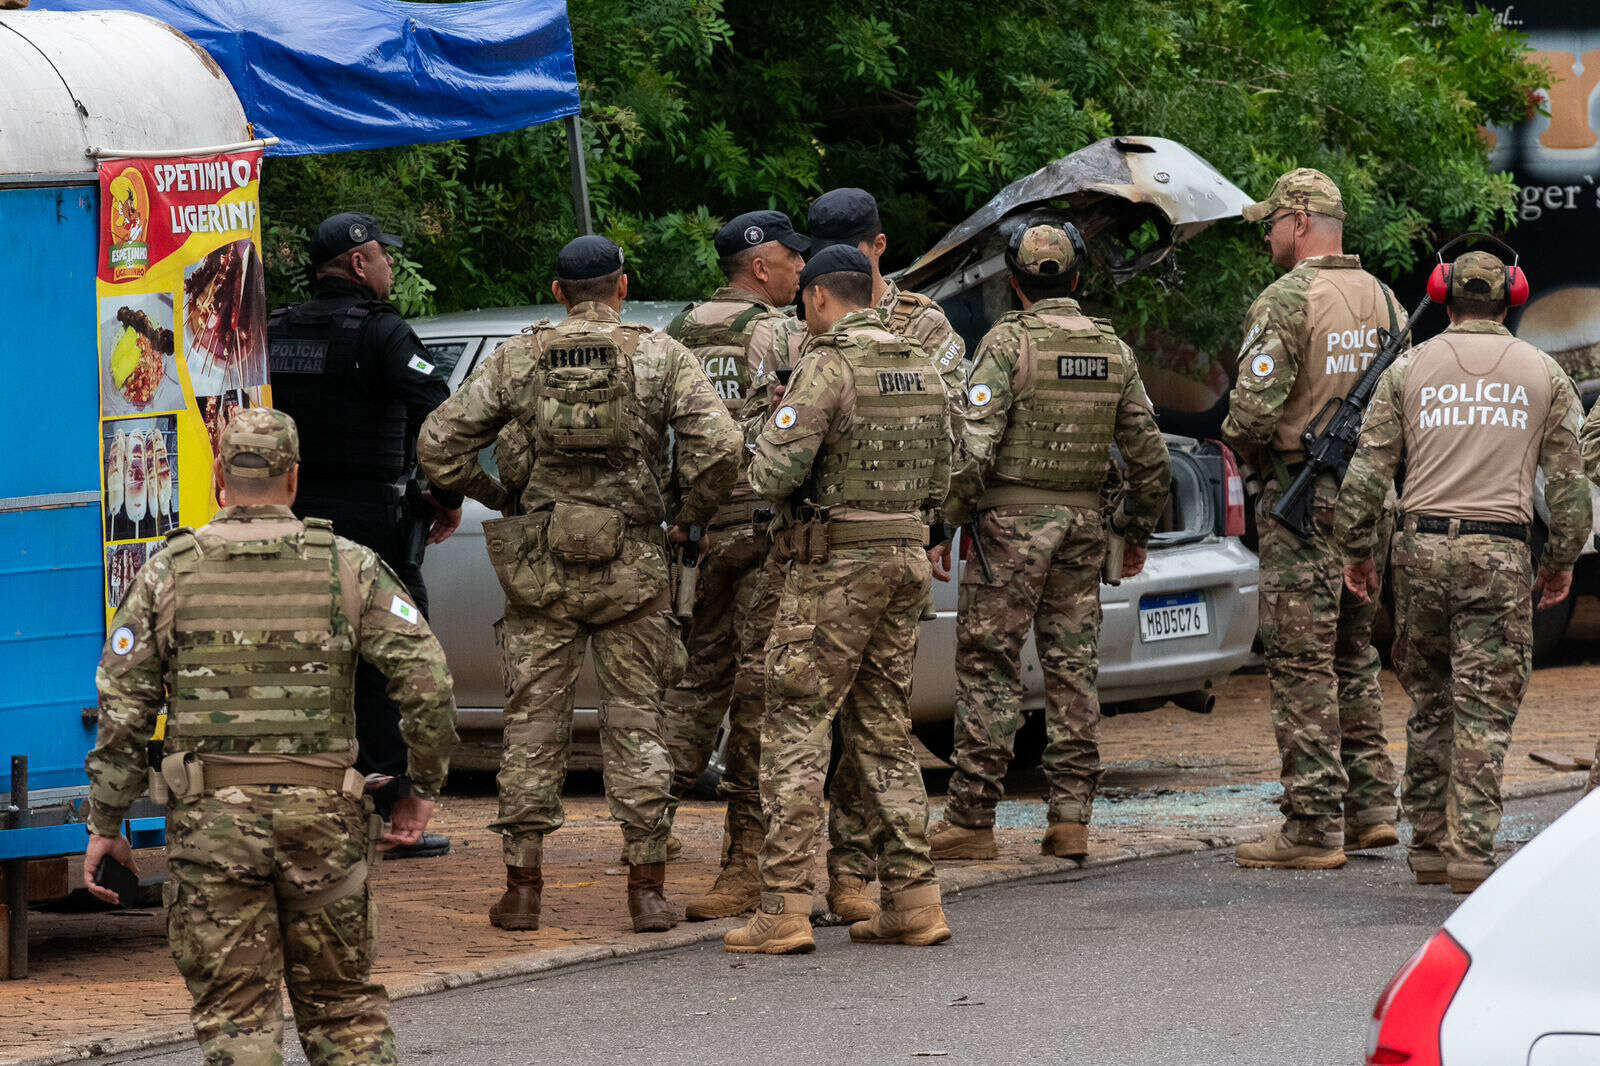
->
[937, 338, 961, 370]
[1238, 320, 1265, 358]
[773, 405, 799, 430]
[111, 627, 136, 656]
[407, 354, 436, 376]
[968, 383, 993, 408]
[1250, 353, 1277, 378]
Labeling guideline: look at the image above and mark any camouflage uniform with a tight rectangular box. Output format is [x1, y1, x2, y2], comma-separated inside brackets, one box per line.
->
[418, 301, 739, 868]
[1339, 297, 1590, 879]
[659, 289, 794, 866]
[747, 306, 952, 908]
[1587, 411, 1600, 795]
[825, 280, 967, 889]
[1224, 171, 1402, 849]
[939, 285, 1170, 834]
[87, 410, 458, 1066]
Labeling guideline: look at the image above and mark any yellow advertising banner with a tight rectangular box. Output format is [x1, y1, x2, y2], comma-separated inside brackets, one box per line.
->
[97, 150, 270, 616]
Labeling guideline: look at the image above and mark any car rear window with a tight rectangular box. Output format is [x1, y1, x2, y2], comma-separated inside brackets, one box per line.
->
[423, 340, 470, 377]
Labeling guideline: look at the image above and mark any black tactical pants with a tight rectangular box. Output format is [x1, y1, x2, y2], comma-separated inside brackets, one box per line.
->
[295, 488, 428, 780]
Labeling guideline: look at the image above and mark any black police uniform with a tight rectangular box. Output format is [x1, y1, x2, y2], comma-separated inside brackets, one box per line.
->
[268, 275, 462, 782]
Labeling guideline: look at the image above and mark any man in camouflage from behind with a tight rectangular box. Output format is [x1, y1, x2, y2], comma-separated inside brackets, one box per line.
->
[724, 245, 953, 955]
[84, 408, 458, 1066]
[1225, 168, 1401, 870]
[657, 211, 806, 922]
[1583, 411, 1600, 795]
[805, 187, 967, 913]
[1339, 249, 1590, 892]
[927, 222, 1169, 863]
[419, 236, 740, 934]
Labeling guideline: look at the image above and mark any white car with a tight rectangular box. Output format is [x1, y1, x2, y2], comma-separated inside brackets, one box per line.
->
[1364, 788, 1600, 1065]
[415, 135, 1262, 772]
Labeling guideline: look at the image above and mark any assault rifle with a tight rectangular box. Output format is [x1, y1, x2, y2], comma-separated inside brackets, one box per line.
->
[1269, 290, 1433, 539]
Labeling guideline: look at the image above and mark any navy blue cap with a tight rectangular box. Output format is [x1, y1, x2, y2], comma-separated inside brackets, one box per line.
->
[310, 212, 402, 266]
[808, 188, 881, 249]
[556, 235, 626, 281]
[797, 244, 871, 291]
[715, 211, 810, 257]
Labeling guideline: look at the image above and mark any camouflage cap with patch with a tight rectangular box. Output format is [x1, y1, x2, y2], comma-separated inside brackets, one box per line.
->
[1012, 224, 1080, 277]
[1241, 167, 1345, 223]
[220, 407, 299, 478]
[1451, 250, 1508, 302]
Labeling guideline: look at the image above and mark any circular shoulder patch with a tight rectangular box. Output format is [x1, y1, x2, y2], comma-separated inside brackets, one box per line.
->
[1250, 353, 1277, 378]
[773, 405, 798, 430]
[968, 383, 993, 408]
[111, 626, 136, 656]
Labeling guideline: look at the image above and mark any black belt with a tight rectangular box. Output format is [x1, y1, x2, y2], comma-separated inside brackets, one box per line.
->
[1407, 514, 1528, 543]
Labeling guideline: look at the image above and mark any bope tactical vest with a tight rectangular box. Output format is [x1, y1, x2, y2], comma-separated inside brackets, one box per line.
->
[523, 321, 648, 464]
[816, 333, 946, 512]
[267, 300, 409, 482]
[164, 520, 356, 755]
[669, 301, 766, 412]
[992, 312, 1126, 492]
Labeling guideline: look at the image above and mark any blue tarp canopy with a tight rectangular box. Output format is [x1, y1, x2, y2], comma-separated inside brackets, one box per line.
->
[31, 0, 580, 155]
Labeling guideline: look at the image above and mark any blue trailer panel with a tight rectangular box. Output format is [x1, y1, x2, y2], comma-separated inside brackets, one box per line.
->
[1, 184, 104, 799]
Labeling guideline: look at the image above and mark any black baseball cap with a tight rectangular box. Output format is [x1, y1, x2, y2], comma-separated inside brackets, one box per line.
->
[715, 210, 810, 257]
[807, 188, 881, 249]
[309, 212, 402, 266]
[797, 244, 871, 291]
[556, 235, 626, 280]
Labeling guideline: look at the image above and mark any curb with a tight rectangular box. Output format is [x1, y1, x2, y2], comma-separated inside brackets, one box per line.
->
[13, 780, 1586, 1066]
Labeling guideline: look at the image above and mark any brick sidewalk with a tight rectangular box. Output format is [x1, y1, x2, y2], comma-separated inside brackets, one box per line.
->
[2, 666, 1595, 1065]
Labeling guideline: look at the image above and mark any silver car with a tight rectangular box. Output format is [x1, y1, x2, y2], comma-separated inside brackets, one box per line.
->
[416, 135, 1260, 772]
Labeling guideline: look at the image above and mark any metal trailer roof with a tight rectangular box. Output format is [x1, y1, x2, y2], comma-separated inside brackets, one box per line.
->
[0, 8, 249, 183]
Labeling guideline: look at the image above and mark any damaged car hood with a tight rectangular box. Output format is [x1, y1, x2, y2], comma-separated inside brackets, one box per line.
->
[901, 136, 1251, 299]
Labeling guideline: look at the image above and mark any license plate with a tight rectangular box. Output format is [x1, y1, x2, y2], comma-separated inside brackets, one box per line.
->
[1138, 592, 1209, 643]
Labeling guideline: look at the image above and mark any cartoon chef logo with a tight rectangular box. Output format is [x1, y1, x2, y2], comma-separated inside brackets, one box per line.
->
[111, 626, 137, 656]
[1250, 353, 1276, 379]
[773, 405, 798, 430]
[106, 167, 151, 282]
[968, 383, 993, 408]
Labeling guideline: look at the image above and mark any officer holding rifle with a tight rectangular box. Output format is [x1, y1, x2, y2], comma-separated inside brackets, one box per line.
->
[1223, 168, 1401, 871]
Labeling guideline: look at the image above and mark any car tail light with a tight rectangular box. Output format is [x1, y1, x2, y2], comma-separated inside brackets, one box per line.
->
[1220, 444, 1246, 538]
[1365, 929, 1471, 1066]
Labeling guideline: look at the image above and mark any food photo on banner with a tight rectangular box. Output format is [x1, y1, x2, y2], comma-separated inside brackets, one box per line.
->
[95, 148, 270, 616]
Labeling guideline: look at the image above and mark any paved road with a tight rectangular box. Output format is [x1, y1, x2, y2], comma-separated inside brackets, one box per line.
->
[106, 790, 1577, 1066]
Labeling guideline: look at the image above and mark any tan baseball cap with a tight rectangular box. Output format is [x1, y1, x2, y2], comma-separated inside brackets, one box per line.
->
[1241, 167, 1346, 223]
[1012, 224, 1080, 276]
[219, 407, 299, 478]
[1451, 250, 1508, 302]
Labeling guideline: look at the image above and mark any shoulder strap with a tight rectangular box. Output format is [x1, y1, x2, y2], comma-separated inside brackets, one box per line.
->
[164, 528, 200, 574]
[302, 518, 335, 561]
[729, 304, 765, 334]
[667, 302, 694, 338]
[1381, 286, 1398, 337]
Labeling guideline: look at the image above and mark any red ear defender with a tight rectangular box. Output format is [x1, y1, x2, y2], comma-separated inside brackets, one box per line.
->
[1507, 265, 1530, 307]
[1427, 262, 1451, 304]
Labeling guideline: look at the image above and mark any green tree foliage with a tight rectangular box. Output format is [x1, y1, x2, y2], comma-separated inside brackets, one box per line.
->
[261, 0, 1540, 360]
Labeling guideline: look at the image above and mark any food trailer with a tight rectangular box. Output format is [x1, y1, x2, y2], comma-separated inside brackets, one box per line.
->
[0, 6, 255, 977]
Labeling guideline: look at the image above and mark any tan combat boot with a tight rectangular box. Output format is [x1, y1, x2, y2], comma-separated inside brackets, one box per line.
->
[826, 874, 880, 923]
[489, 865, 543, 931]
[1345, 821, 1400, 851]
[848, 884, 952, 947]
[724, 893, 816, 954]
[1041, 822, 1089, 860]
[627, 862, 681, 933]
[1408, 851, 1448, 885]
[1234, 832, 1347, 870]
[929, 820, 999, 861]
[685, 852, 761, 921]
[1446, 861, 1493, 894]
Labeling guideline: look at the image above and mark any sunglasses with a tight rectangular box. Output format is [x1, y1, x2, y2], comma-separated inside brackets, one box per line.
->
[1260, 210, 1299, 237]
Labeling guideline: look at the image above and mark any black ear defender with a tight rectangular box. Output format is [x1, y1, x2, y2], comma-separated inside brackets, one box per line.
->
[1426, 232, 1529, 308]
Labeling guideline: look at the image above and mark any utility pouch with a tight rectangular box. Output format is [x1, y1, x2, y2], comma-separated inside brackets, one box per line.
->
[482, 512, 555, 605]
[801, 520, 830, 564]
[1102, 530, 1126, 587]
[147, 767, 171, 806]
[161, 751, 204, 800]
[547, 501, 625, 565]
